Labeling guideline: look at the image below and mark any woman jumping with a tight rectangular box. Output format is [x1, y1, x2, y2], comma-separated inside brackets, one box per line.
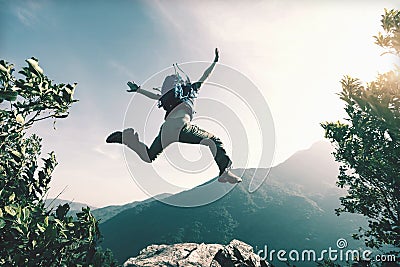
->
[106, 48, 241, 184]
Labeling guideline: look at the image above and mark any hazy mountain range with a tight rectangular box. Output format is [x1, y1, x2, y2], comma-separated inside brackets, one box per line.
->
[46, 194, 171, 223]
[44, 198, 96, 216]
[91, 141, 368, 266]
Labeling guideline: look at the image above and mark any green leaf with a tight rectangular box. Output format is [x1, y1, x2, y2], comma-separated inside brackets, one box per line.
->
[9, 192, 15, 202]
[26, 58, 43, 75]
[0, 91, 18, 101]
[11, 150, 22, 159]
[0, 64, 8, 73]
[10, 152, 22, 163]
[54, 218, 64, 227]
[5, 206, 16, 216]
[15, 114, 25, 124]
[22, 207, 30, 220]
[0, 218, 5, 229]
[56, 203, 70, 219]
[54, 113, 68, 118]
[13, 225, 24, 234]
[37, 223, 45, 233]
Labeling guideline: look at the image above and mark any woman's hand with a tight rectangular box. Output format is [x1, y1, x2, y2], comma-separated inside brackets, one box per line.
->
[214, 48, 219, 63]
[127, 81, 140, 92]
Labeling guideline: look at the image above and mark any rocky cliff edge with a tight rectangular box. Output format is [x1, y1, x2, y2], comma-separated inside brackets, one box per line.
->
[123, 239, 271, 267]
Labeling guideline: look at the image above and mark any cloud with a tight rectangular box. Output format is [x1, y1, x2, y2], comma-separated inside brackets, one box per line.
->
[94, 144, 124, 161]
[109, 60, 136, 79]
[149, 0, 185, 34]
[13, 0, 45, 27]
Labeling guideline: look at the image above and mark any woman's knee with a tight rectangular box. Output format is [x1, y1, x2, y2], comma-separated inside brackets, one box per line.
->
[199, 136, 223, 157]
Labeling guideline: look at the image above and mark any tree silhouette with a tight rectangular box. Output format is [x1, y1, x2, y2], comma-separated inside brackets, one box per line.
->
[0, 58, 117, 266]
[322, 9, 399, 253]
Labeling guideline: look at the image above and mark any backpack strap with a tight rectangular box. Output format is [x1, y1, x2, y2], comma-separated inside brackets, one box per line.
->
[174, 63, 191, 84]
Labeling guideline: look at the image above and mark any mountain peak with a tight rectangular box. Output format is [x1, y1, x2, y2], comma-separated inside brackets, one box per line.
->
[279, 141, 335, 168]
[270, 140, 340, 195]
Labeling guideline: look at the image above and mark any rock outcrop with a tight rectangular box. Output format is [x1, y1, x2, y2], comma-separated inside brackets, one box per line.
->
[123, 239, 270, 267]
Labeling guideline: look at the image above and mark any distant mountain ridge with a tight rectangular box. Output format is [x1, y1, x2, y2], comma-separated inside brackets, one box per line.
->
[44, 198, 97, 216]
[92, 193, 172, 223]
[46, 193, 172, 223]
[99, 141, 367, 266]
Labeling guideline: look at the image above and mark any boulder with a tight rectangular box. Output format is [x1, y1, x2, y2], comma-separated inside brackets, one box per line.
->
[124, 239, 271, 267]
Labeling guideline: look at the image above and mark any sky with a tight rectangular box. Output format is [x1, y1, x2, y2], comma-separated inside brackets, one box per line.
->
[1, 0, 399, 207]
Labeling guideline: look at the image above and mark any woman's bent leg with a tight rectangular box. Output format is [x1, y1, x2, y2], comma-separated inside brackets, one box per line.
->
[179, 123, 231, 176]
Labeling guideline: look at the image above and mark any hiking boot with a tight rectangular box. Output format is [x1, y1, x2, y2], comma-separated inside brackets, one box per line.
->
[122, 128, 139, 145]
[122, 128, 151, 163]
[106, 129, 139, 145]
[106, 129, 151, 163]
[106, 131, 122, 143]
[218, 169, 242, 184]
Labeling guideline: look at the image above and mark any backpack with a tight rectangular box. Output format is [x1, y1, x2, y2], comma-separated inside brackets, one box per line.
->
[157, 65, 201, 117]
